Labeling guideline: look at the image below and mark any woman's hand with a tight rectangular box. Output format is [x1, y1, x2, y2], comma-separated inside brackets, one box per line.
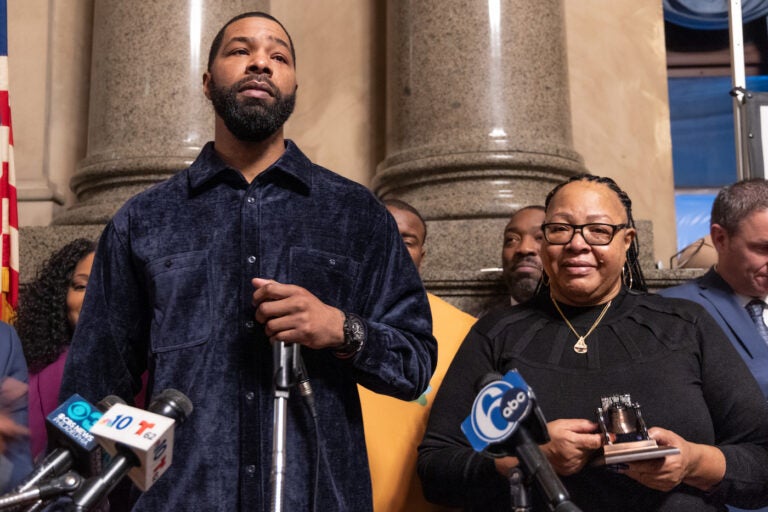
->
[620, 427, 725, 492]
[493, 456, 520, 477]
[540, 419, 603, 475]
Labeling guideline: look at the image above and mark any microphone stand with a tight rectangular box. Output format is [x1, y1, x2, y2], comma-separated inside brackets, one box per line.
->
[508, 467, 531, 512]
[0, 472, 82, 510]
[270, 341, 300, 512]
[511, 428, 581, 512]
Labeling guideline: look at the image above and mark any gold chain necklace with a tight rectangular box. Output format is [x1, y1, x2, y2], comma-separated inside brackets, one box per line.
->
[550, 295, 612, 354]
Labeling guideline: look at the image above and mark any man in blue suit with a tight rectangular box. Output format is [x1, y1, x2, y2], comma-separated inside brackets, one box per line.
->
[662, 179, 768, 403]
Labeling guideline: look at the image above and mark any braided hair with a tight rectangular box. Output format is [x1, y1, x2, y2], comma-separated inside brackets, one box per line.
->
[15, 239, 97, 373]
[544, 174, 647, 292]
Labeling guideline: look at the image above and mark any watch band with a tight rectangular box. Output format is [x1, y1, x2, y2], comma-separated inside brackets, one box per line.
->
[334, 312, 366, 358]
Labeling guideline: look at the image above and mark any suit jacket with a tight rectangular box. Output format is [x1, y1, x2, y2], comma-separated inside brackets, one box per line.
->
[661, 268, 768, 400]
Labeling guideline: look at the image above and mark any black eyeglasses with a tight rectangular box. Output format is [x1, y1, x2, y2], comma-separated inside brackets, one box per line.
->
[542, 223, 628, 246]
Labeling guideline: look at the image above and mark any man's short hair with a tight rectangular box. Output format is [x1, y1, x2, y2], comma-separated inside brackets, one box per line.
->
[207, 11, 296, 71]
[383, 198, 427, 241]
[710, 178, 768, 234]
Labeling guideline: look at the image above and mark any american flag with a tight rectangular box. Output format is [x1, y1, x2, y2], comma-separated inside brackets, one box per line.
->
[0, 0, 18, 323]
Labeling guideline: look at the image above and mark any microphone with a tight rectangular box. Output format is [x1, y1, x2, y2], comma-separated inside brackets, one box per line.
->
[461, 370, 581, 512]
[67, 389, 193, 511]
[273, 341, 316, 416]
[14, 394, 125, 494]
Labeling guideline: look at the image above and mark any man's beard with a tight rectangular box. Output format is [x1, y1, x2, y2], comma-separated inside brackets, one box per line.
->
[506, 274, 540, 304]
[208, 74, 296, 142]
[503, 257, 542, 303]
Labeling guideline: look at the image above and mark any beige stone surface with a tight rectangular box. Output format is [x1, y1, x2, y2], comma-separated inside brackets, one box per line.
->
[272, 1, 386, 186]
[565, 1, 677, 264]
[7, 0, 63, 226]
[45, 0, 94, 210]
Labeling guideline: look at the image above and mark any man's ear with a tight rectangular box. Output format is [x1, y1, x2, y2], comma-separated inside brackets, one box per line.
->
[710, 224, 728, 252]
[203, 71, 212, 100]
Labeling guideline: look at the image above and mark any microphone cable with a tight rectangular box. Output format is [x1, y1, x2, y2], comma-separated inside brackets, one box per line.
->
[296, 353, 317, 419]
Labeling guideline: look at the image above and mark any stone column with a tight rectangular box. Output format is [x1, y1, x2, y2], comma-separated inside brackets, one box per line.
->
[375, 0, 585, 315]
[21, 1, 268, 281]
[54, 0, 269, 225]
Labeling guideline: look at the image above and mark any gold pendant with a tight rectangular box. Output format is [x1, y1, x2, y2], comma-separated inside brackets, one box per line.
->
[574, 336, 588, 354]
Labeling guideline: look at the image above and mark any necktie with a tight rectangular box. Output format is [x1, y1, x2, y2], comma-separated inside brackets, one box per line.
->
[746, 300, 768, 346]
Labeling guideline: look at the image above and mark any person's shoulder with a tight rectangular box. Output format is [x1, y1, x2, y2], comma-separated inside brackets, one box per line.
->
[631, 291, 716, 327]
[471, 300, 542, 338]
[106, 160, 200, 237]
[119, 144, 219, 217]
[0, 322, 20, 343]
[427, 293, 476, 324]
[292, 144, 378, 201]
[30, 350, 67, 381]
[0, 322, 25, 375]
[611, 291, 722, 353]
[123, 172, 187, 208]
[312, 163, 376, 200]
[658, 275, 708, 299]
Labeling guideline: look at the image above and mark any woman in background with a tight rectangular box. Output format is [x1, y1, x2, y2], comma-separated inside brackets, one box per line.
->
[16, 238, 95, 458]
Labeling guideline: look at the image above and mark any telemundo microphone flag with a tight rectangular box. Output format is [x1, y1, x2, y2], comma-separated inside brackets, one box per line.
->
[0, 0, 19, 323]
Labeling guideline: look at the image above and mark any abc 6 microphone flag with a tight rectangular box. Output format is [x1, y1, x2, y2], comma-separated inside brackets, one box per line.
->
[461, 371, 534, 453]
[90, 403, 175, 491]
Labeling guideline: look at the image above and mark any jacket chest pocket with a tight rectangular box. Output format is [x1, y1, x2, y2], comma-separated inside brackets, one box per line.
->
[289, 247, 360, 308]
[146, 250, 211, 352]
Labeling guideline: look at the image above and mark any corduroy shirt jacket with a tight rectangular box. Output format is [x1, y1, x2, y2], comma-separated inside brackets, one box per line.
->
[60, 140, 436, 511]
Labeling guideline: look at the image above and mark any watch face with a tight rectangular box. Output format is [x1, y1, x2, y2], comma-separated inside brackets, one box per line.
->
[349, 317, 365, 341]
[339, 313, 365, 356]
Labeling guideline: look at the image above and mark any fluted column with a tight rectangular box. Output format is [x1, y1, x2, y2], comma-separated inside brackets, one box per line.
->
[55, 0, 269, 225]
[375, 0, 585, 315]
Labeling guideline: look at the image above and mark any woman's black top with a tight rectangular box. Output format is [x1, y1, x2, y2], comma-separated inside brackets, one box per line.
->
[418, 289, 768, 511]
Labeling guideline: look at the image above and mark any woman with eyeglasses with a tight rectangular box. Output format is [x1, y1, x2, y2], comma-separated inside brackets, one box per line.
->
[418, 174, 768, 511]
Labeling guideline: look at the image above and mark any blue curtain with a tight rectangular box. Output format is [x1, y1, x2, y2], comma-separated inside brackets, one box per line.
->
[668, 75, 768, 187]
[664, 0, 768, 29]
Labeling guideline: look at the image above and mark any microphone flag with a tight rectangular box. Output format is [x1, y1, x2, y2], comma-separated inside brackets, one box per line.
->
[45, 394, 103, 453]
[461, 370, 534, 453]
[89, 403, 175, 491]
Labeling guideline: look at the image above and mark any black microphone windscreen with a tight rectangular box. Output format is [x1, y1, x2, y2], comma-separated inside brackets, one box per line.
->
[476, 372, 504, 391]
[147, 389, 193, 423]
[96, 395, 126, 411]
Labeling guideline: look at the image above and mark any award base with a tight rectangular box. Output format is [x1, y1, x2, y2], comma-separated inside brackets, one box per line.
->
[592, 440, 681, 465]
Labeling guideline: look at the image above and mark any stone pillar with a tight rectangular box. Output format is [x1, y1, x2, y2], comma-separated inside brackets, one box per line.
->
[54, 0, 269, 225]
[375, 0, 585, 315]
[21, 1, 268, 281]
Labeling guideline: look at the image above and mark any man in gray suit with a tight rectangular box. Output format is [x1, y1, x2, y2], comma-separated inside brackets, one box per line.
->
[661, 179, 768, 401]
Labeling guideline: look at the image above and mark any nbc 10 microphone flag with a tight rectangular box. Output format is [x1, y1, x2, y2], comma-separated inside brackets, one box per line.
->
[0, 0, 18, 324]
